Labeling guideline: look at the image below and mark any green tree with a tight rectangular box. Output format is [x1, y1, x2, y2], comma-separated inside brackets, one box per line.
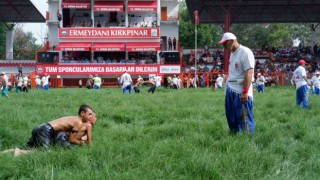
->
[179, 0, 320, 49]
[231, 24, 270, 48]
[13, 26, 41, 60]
[0, 23, 6, 59]
[179, 1, 221, 48]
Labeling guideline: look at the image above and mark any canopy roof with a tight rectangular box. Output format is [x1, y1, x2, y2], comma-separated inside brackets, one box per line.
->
[0, 0, 45, 23]
[185, 0, 320, 24]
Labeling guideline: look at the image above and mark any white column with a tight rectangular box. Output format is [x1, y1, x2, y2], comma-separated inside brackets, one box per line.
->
[157, 51, 160, 64]
[125, 0, 128, 27]
[6, 30, 14, 60]
[91, 0, 94, 27]
[157, 0, 161, 26]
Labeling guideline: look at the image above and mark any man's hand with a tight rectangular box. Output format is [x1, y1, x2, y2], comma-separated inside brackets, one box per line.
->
[240, 93, 248, 104]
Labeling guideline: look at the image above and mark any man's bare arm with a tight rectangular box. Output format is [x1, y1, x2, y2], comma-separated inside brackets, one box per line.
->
[68, 123, 85, 145]
[85, 124, 93, 145]
[240, 68, 254, 104]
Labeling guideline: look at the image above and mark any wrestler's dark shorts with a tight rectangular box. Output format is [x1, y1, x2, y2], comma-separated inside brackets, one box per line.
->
[25, 123, 55, 149]
[148, 85, 156, 93]
[134, 87, 140, 93]
[54, 131, 74, 149]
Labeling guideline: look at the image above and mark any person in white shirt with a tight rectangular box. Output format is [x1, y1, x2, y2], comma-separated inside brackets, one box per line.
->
[172, 75, 178, 89]
[255, 73, 266, 93]
[0, 73, 9, 98]
[120, 71, 133, 94]
[15, 74, 23, 93]
[41, 74, 50, 90]
[22, 75, 28, 87]
[216, 74, 223, 89]
[35, 75, 41, 90]
[22, 75, 29, 92]
[189, 76, 195, 89]
[93, 74, 102, 89]
[311, 71, 320, 96]
[219, 32, 255, 135]
[291, 59, 311, 108]
[2, 72, 9, 88]
[155, 75, 162, 87]
[177, 77, 181, 89]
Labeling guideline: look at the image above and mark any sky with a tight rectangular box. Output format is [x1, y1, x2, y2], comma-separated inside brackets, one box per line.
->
[21, 0, 48, 45]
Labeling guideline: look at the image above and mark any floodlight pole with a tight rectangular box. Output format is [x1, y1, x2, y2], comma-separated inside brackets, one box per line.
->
[195, 24, 197, 87]
[194, 11, 199, 88]
[223, 11, 230, 73]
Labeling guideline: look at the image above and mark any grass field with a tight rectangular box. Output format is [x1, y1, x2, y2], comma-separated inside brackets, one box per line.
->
[0, 86, 320, 179]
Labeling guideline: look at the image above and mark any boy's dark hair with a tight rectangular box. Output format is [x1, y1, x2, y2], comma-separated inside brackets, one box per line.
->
[78, 104, 93, 115]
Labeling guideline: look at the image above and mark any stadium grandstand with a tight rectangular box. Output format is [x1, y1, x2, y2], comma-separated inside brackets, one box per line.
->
[0, 0, 45, 86]
[183, 0, 320, 86]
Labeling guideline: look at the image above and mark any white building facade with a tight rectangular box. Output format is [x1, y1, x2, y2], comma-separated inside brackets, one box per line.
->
[37, 0, 180, 81]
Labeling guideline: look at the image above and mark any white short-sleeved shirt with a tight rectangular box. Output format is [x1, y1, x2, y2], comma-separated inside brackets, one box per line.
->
[155, 76, 161, 87]
[256, 76, 265, 85]
[227, 45, 255, 97]
[311, 76, 320, 88]
[216, 77, 223, 87]
[172, 77, 178, 85]
[292, 66, 307, 89]
[42, 76, 50, 86]
[120, 73, 132, 88]
[93, 77, 101, 86]
[23, 76, 28, 86]
[3, 75, 9, 86]
[36, 78, 41, 85]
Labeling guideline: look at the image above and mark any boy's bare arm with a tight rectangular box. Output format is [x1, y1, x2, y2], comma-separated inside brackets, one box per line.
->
[85, 123, 93, 145]
[68, 123, 85, 145]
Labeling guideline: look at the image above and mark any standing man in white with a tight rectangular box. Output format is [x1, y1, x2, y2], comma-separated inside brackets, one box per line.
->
[35, 75, 41, 90]
[155, 75, 162, 87]
[291, 59, 311, 108]
[42, 74, 50, 90]
[215, 74, 223, 89]
[172, 75, 178, 89]
[219, 32, 255, 135]
[120, 71, 133, 95]
[311, 72, 320, 96]
[93, 74, 102, 90]
[256, 73, 266, 93]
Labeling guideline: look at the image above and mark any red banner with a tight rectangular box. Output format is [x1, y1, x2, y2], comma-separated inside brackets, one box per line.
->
[35, 64, 180, 75]
[92, 43, 125, 51]
[128, 7, 156, 12]
[56, 47, 90, 51]
[94, 1, 124, 12]
[194, 11, 199, 25]
[59, 28, 159, 39]
[128, 1, 157, 12]
[62, 3, 90, 9]
[127, 47, 159, 51]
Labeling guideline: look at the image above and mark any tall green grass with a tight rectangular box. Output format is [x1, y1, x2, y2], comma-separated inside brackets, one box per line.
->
[0, 86, 320, 179]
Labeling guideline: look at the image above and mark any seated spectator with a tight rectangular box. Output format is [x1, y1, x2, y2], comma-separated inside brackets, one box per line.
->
[130, 58, 136, 64]
[199, 63, 205, 72]
[83, 58, 90, 63]
[98, 59, 105, 63]
[204, 65, 210, 72]
[140, 58, 146, 64]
